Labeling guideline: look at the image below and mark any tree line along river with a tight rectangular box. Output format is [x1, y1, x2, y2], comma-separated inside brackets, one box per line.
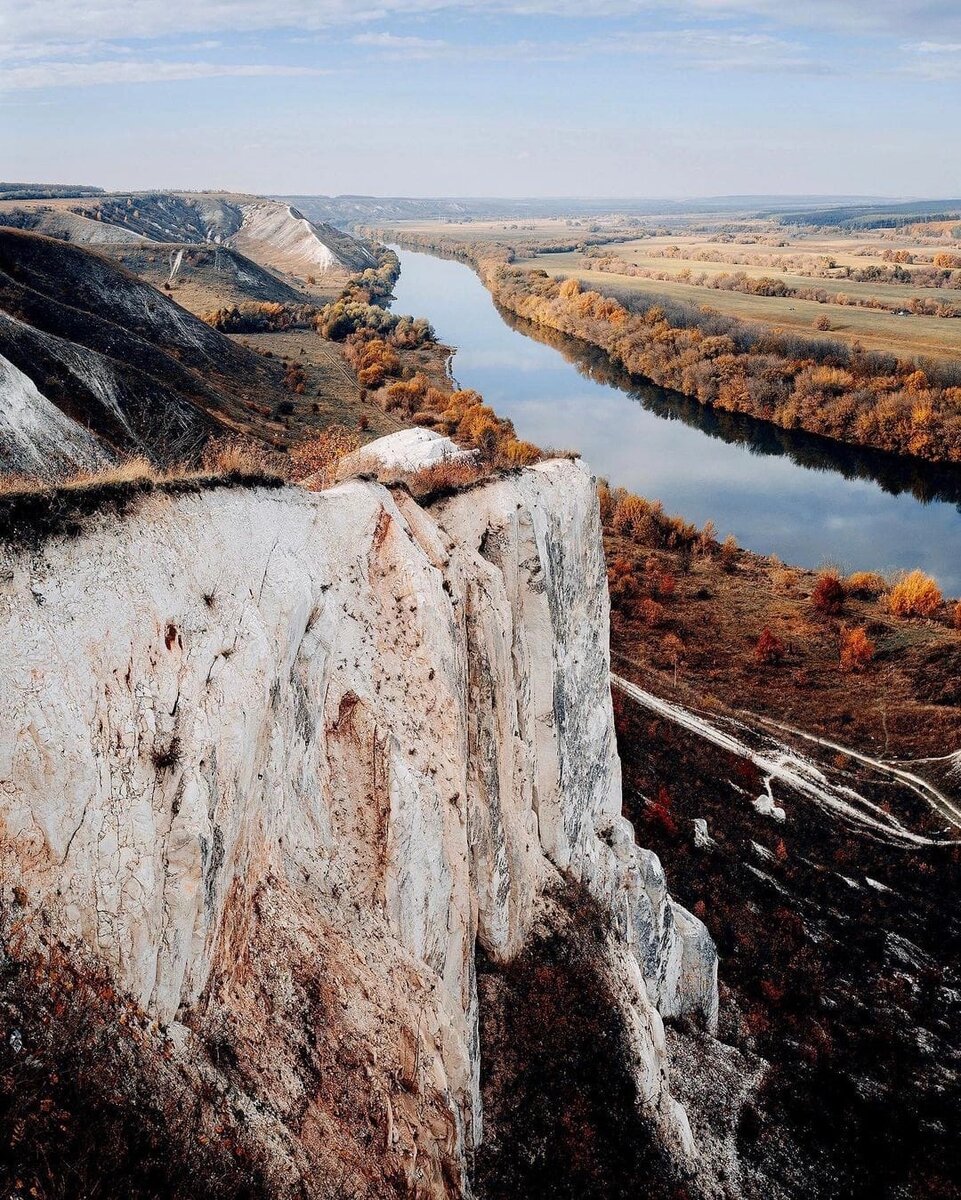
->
[390, 245, 961, 593]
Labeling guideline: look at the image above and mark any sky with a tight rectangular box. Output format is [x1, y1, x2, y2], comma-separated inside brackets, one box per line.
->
[1, 1, 960, 198]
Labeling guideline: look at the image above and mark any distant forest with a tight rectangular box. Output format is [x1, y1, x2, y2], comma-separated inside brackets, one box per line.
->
[0, 183, 104, 201]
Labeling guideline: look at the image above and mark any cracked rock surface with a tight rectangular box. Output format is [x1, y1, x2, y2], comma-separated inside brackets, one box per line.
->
[0, 434, 718, 1196]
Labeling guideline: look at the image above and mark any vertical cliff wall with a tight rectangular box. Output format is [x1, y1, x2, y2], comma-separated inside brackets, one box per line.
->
[0, 434, 717, 1197]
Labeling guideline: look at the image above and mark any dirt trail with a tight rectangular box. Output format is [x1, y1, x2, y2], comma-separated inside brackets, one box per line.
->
[612, 673, 961, 845]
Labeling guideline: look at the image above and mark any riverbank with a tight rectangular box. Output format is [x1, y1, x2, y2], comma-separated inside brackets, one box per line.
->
[321, 242, 961, 769]
[371, 227, 961, 470]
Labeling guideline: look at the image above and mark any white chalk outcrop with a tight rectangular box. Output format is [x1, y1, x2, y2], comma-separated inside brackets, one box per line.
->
[338, 426, 477, 477]
[232, 201, 376, 279]
[0, 433, 717, 1194]
[0, 351, 113, 476]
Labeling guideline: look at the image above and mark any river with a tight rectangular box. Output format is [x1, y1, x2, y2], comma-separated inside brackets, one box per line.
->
[390, 245, 961, 591]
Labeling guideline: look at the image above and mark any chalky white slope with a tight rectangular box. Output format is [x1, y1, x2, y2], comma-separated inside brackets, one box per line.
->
[0, 433, 717, 1194]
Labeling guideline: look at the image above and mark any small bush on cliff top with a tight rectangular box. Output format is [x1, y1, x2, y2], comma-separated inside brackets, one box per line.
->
[888, 569, 943, 618]
[812, 571, 846, 616]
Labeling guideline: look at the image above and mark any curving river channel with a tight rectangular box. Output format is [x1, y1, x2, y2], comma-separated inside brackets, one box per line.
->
[390, 246, 961, 591]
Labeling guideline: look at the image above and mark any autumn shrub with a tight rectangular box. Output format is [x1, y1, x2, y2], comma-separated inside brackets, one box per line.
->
[645, 558, 676, 599]
[604, 487, 699, 550]
[609, 492, 649, 538]
[499, 438, 542, 466]
[720, 534, 738, 572]
[887, 569, 943, 618]
[839, 626, 876, 672]
[201, 300, 316, 333]
[648, 784, 677, 835]
[755, 627, 786, 666]
[845, 570, 888, 599]
[953, 601, 961, 630]
[607, 556, 638, 606]
[288, 425, 361, 488]
[812, 571, 846, 615]
[637, 597, 666, 627]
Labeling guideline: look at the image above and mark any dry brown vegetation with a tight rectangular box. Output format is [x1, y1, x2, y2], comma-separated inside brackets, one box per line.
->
[289, 425, 362, 489]
[582, 253, 961, 319]
[201, 300, 319, 333]
[604, 518, 961, 757]
[812, 571, 846, 616]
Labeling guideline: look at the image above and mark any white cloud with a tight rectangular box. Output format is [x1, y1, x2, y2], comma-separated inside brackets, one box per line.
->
[0, 0, 955, 91]
[902, 40, 961, 81]
[0, 59, 326, 89]
[352, 32, 447, 48]
[3, 0, 961, 49]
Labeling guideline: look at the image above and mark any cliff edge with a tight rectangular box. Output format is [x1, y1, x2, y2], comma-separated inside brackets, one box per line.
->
[0, 433, 717, 1197]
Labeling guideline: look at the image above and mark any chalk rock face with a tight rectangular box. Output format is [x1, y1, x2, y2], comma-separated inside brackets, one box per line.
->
[337, 425, 476, 479]
[0, 350, 113, 476]
[0, 434, 717, 1194]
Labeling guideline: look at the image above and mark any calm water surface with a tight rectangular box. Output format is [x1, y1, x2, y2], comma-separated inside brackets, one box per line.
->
[390, 246, 961, 591]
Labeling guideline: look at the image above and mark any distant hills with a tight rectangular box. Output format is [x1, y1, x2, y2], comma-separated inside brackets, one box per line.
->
[0, 192, 375, 279]
[0, 227, 302, 475]
[275, 193, 930, 226]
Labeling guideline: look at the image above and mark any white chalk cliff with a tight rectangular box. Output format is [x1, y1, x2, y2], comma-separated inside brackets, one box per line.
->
[0, 432, 717, 1196]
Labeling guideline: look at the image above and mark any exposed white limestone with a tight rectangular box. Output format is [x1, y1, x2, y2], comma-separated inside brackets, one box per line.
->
[0, 434, 718, 1185]
[0, 350, 113, 476]
[338, 426, 477, 478]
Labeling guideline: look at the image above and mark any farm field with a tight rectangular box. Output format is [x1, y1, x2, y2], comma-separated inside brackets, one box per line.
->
[380, 215, 961, 362]
[513, 250, 961, 361]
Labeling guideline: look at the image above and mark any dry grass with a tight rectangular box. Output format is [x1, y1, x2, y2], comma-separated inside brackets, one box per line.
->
[288, 425, 362, 490]
[0, 458, 157, 498]
[0, 443, 289, 545]
[846, 571, 889, 599]
[403, 455, 495, 497]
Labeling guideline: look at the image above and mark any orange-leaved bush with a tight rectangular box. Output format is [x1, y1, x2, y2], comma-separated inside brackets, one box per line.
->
[812, 571, 845, 615]
[839, 626, 875, 672]
[887, 569, 943, 619]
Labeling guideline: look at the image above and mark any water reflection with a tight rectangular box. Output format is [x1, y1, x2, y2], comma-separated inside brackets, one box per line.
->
[495, 305, 961, 512]
[389, 246, 961, 590]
